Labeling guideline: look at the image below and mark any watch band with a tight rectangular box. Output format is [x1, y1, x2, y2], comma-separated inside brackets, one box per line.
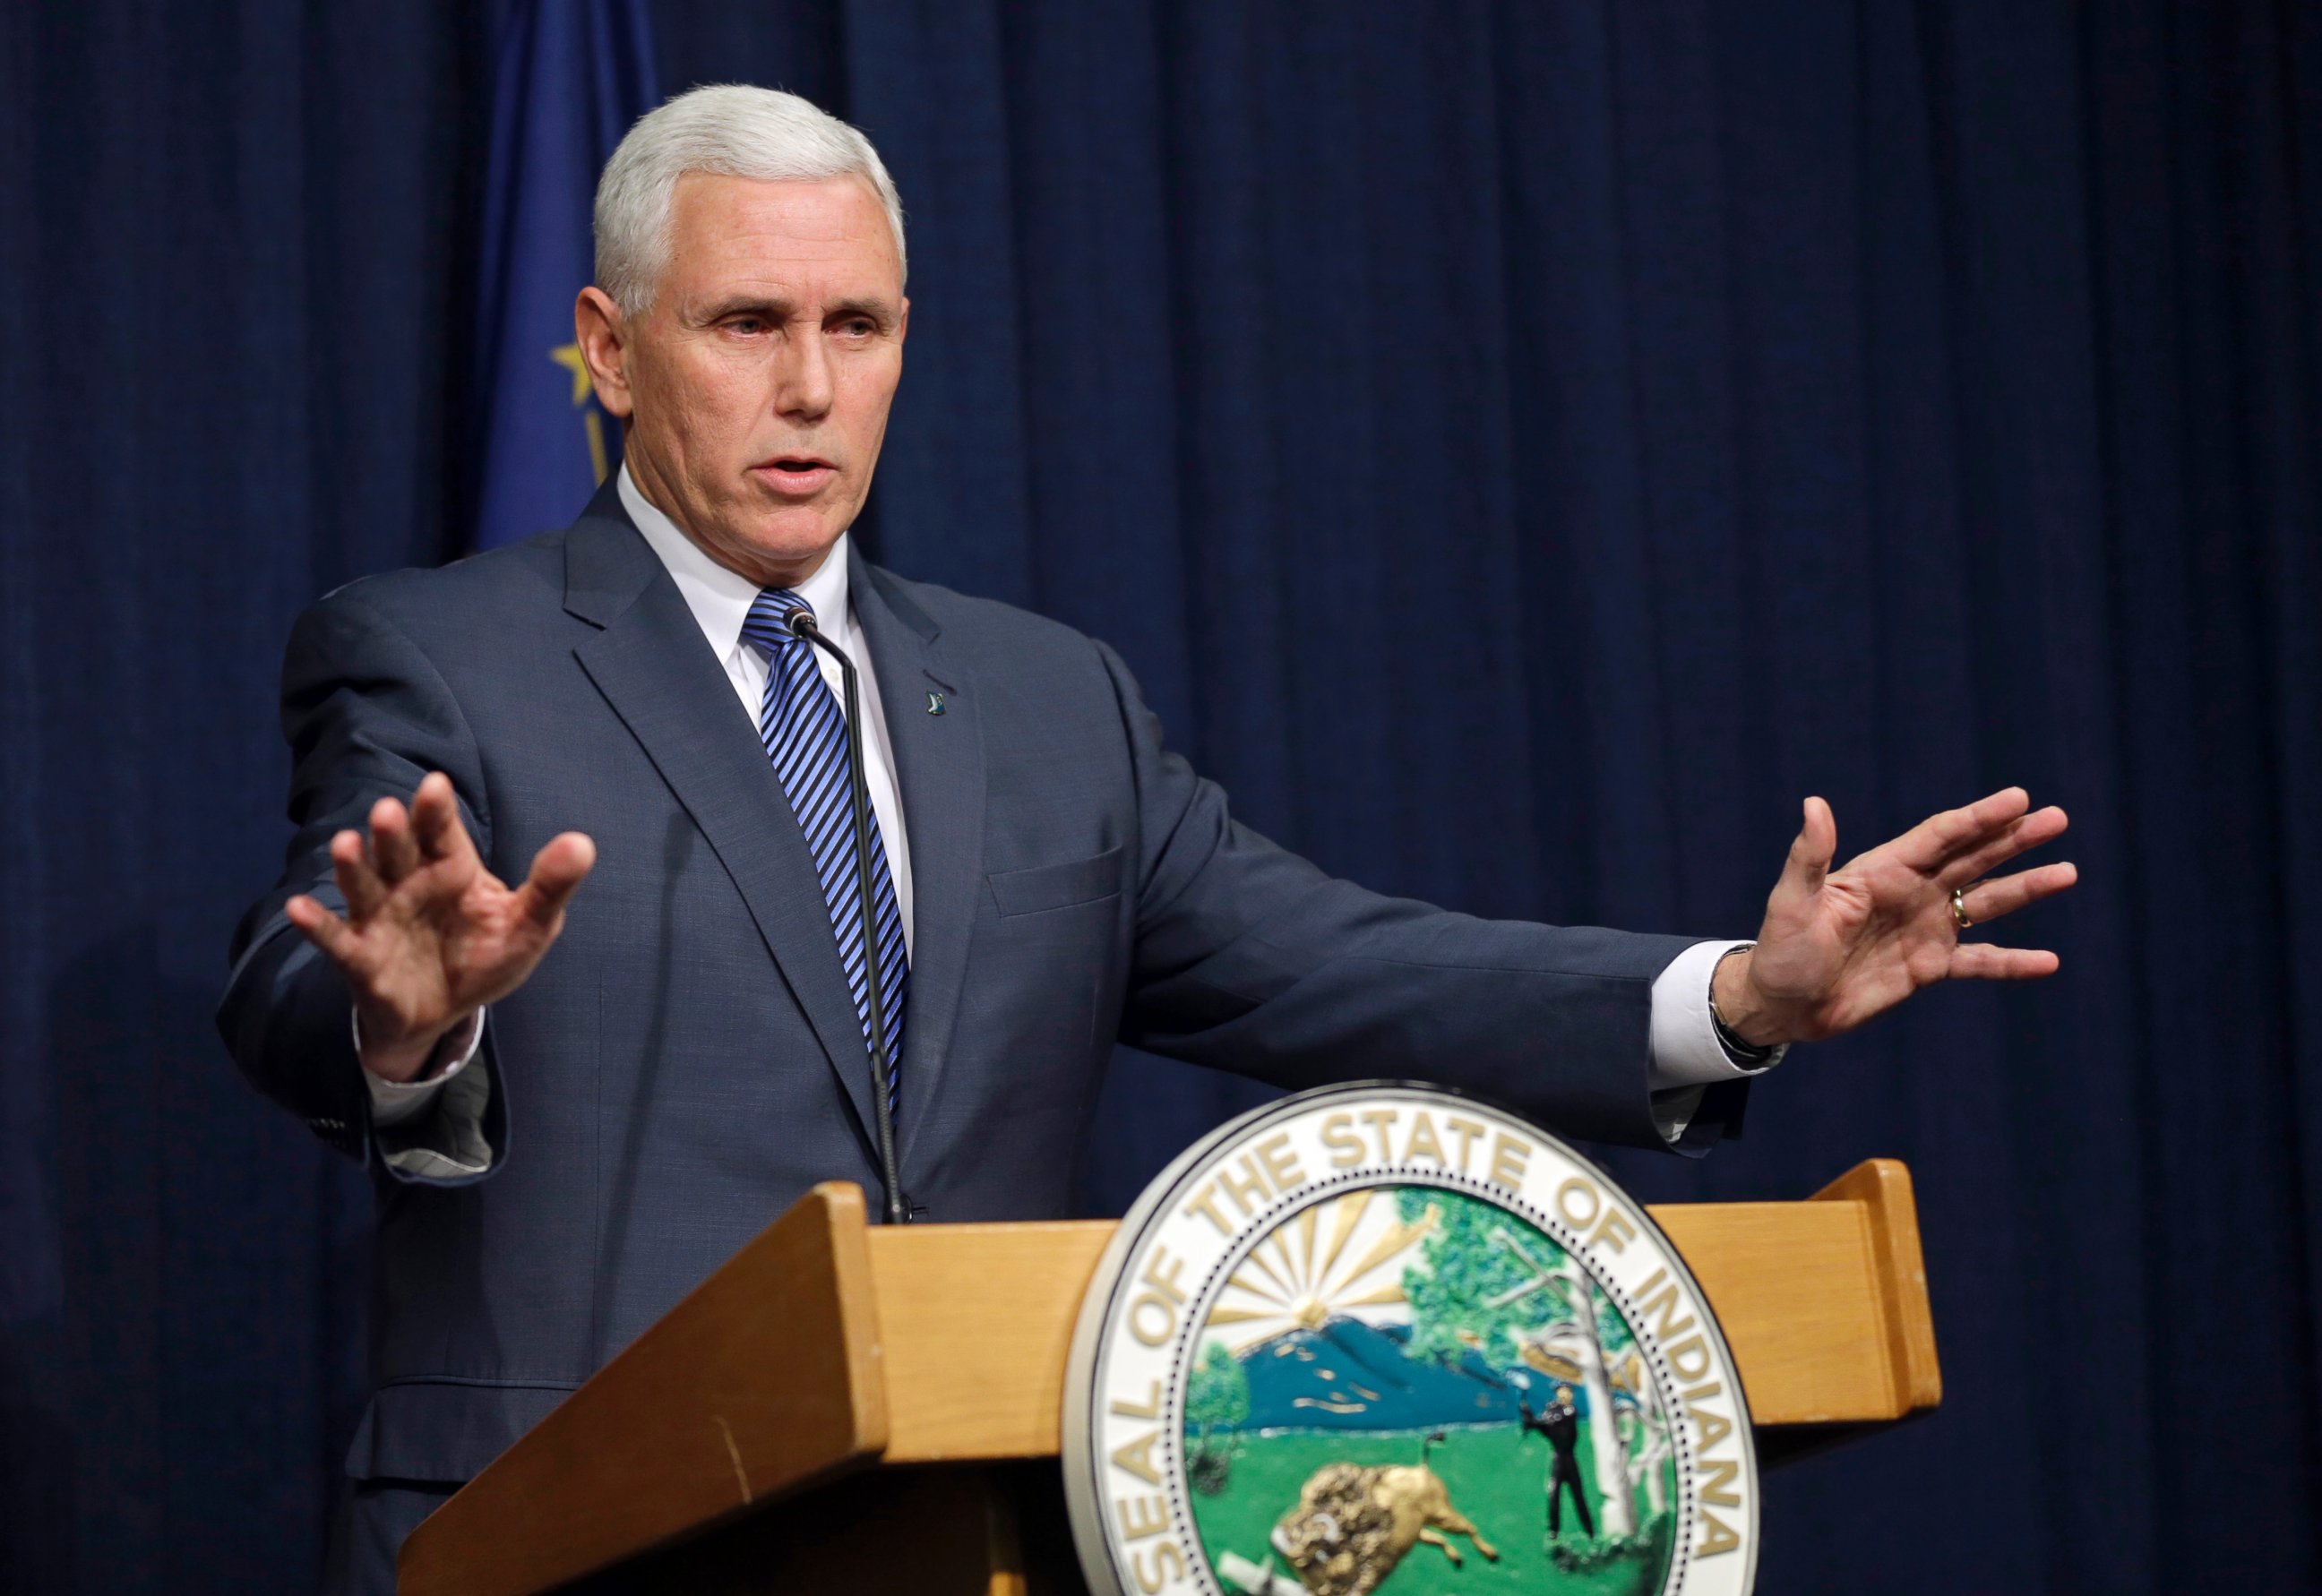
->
[1707, 943, 1776, 1065]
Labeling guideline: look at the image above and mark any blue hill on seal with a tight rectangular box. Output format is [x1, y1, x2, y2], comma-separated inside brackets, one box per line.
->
[1237, 1317, 1535, 1433]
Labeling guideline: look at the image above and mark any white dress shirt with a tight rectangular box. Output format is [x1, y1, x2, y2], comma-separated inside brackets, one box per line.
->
[616, 467, 916, 947]
[366, 465, 1776, 1145]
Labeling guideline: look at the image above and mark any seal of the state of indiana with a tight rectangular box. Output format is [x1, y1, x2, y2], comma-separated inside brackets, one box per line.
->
[1062, 1083, 1759, 1596]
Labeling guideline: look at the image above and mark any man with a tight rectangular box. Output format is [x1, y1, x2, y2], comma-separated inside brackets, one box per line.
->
[1520, 1386, 1596, 1542]
[219, 87, 2074, 1592]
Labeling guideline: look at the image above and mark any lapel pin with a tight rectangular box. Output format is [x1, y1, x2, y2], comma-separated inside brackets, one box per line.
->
[926, 691, 946, 716]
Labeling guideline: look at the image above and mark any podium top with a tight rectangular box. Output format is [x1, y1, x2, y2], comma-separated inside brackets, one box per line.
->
[401, 1161, 1938, 1596]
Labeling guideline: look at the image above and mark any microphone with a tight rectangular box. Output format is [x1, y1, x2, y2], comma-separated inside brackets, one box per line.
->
[787, 606, 910, 1225]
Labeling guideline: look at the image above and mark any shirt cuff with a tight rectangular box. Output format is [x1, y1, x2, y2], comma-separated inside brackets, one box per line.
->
[1649, 939, 1789, 1090]
[1649, 1085, 1708, 1145]
[359, 1009, 486, 1128]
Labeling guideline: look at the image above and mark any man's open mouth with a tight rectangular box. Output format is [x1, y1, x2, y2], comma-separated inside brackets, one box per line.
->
[754, 456, 838, 494]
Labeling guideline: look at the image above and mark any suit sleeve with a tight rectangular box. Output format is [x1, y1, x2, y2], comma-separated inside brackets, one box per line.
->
[215, 590, 509, 1186]
[1096, 640, 1746, 1154]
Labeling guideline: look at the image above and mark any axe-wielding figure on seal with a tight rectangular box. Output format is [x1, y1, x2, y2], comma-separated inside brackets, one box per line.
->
[1518, 1385, 1596, 1540]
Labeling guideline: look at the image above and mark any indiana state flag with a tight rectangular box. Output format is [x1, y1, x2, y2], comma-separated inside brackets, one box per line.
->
[472, 0, 658, 550]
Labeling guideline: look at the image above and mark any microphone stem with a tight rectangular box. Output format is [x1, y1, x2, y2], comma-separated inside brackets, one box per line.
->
[794, 614, 908, 1225]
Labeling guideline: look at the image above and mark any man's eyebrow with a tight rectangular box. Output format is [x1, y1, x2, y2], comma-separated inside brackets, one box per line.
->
[826, 296, 900, 327]
[686, 294, 897, 327]
[690, 294, 796, 322]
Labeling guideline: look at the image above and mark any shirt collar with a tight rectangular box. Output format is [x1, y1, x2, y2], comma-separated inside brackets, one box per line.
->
[617, 462, 854, 658]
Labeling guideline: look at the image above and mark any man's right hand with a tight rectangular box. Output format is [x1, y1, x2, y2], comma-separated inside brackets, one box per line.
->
[284, 772, 597, 1083]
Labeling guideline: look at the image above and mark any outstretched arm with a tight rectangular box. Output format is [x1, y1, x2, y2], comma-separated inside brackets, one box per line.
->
[1098, 639, 1718, 1151]
[219, 589, 594, 1179]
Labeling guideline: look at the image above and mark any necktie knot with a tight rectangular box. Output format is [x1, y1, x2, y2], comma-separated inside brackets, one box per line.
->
[741, 589, 815, 658]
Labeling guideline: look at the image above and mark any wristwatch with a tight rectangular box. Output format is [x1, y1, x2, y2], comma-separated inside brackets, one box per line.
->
[1707, 943, 1777, 1066]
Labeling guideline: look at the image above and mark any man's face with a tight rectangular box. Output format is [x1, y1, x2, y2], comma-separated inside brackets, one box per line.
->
[579, 172, 907, 588]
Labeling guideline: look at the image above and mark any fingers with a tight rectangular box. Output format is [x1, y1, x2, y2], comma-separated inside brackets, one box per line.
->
[330, 777, 475, 923]
[370, 794, 420, 881]
[285, 893, 364, 967]
[1773, 797, 1836, 905]
[514, 832, 597, 928]
[1947, 942, 2060, 981]
[408, 772, 478, 866]
[1956, 861, 2077, 926]
[1939, 805, 2069, 888]
[330, 828, 389, 919]
[1889, 786, 2033, 872]
[1802, 795, 1836, 874]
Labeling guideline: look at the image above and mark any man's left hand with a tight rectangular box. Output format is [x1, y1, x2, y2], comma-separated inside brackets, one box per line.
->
[1713, 787, 2076, 1049]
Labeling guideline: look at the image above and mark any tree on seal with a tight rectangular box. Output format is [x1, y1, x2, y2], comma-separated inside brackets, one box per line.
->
[1185, 1339, 1250, 1493]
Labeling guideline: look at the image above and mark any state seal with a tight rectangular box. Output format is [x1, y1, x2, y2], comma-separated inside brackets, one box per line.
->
[1064, 1083, 1759, 1596]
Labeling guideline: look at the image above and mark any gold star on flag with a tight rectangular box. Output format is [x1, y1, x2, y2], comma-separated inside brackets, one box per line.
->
[550, 343, 593, 406]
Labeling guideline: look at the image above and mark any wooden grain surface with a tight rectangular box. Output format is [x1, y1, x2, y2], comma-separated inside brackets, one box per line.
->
[1814, 1156, 1942, 1410]
[402, 1162, 1938, 1592]
[1657, 1157, 1939, 1424]
[870, 1221, 1114, 1463]
[399, 1182, 889, 1596]
[867, 1158, 1941, 1461]
[555, 1464, 1059, 1596]
[1651, 1199, 1901, 1423]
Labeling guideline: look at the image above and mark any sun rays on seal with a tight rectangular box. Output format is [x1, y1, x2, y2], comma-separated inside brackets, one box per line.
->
[1200, 1191, 1441, 1354]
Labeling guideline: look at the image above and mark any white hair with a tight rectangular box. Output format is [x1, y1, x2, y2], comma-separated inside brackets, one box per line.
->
[593, 84, 907, 313]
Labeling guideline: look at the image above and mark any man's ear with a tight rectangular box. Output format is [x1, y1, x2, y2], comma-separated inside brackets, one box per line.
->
[574, 287, 634, 419]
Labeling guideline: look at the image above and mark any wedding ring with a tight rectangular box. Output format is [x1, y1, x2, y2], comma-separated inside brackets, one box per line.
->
[1950, 886, 1974, 931]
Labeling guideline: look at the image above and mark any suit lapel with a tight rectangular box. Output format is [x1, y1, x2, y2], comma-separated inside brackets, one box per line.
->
[851, 550, 986, 1169]
[563, 504, 882, 1148]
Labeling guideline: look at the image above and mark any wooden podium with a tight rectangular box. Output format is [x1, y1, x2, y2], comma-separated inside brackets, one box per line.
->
[399, 1160, 1939, 1595]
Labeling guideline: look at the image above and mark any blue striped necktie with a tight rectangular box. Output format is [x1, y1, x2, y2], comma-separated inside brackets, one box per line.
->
[740, 589, 908, 1112]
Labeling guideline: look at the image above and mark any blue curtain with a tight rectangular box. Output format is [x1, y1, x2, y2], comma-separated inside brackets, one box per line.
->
[3, 2, 2316, 1591]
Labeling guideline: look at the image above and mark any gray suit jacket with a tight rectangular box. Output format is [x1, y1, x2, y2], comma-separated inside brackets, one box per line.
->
[218, 484, 1742, 1488]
